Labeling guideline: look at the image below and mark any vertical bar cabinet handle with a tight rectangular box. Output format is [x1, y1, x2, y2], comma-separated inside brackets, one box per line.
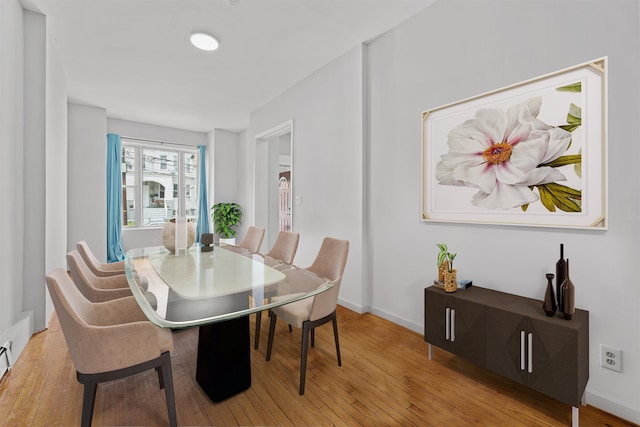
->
[528, 333, 533, 374]
[520, 331, 526, 371]
[450, 309, 456, 342]
[445, 308, 451, 341]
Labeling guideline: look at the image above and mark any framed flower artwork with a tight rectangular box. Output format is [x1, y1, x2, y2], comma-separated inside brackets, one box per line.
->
[422, 58, 607, 230]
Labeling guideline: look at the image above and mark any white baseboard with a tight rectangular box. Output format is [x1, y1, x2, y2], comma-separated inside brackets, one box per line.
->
[337, 298, 422, 334]
[0, 311, 34, 378]
[337, 297, 366, 314]
[586, 390, 640, 425]
[369, 306, 422, 334]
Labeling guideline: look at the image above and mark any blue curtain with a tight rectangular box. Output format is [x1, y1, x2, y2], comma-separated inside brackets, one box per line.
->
[106, 133, 125, 262]
[196, 144, 210, 243]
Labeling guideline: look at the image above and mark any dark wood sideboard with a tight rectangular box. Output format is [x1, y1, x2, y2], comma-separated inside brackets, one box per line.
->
[424, 285, 588, 427]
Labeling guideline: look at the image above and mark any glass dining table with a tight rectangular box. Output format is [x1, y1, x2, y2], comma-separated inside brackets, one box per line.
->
[124, 245, 331, 402]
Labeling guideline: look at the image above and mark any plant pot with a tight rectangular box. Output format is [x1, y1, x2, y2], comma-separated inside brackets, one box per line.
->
[443, 269, 457, 293]
[438, 261, 448, 283]
[161, 218, 196, 253]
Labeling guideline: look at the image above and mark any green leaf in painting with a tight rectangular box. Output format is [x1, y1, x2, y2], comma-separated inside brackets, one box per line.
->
[545, 182, 581, 199]
[574, 148, 582, 178]
[541, 154, 582, 168]
[567, 103, 581, 125]
[536, 183, 582, 213]
[556, 82, 582, 92]
[568, 103, 581, 119]
[538, 185, 556, 212]
[559, 124, 580, 132]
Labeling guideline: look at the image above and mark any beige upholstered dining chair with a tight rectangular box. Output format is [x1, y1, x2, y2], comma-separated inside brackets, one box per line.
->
[67, 250, 132, 302]
[253, 231, 300, 349]
[45, 268, 176, 427]
[225, 226, 265, 255]
[260, 230, 300, 268]
[76, 240, 125, 277]
[265, 237, 349, 395]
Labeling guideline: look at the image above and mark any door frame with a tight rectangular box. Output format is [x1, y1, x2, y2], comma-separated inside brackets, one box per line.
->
[253, 119, 294, 249]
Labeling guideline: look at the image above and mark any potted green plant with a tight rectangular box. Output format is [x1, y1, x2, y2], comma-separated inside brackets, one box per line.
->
[211, 202, 242, 244]
[436, 243, 457, 292]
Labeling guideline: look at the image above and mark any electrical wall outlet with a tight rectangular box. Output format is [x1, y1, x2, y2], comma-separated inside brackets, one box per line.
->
[600, 344, 622, 372]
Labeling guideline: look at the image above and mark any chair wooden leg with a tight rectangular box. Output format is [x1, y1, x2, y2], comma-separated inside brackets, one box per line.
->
[266, 312, 277, 361]
[155, 365, 165, 389]
[77, 352, 176, 427]
[288, 324, 292, 333]
[311, 328, 315, 347]
[300, 322, 311, 395]
[160, 352, 177, 427]
[80, 382, 98, 427]
[254, 311, 262, 349]
[332, 312, 342, 366]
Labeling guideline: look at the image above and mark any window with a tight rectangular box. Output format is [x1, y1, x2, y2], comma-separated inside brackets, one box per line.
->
[186, 154, 194, 173]
[121, 140, 200, 228]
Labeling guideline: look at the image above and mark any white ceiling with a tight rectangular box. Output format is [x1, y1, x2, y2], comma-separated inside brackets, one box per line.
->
[28, 0, 434, 133]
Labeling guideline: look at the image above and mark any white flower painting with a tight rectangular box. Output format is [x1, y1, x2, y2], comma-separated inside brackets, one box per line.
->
[422, 59, 607, 229]
[436, 96, 578, 211]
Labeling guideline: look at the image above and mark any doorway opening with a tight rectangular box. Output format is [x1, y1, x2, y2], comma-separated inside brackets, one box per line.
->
[254, 120, 293, 250]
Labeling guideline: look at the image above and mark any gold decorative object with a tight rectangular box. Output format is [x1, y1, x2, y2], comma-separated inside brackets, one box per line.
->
[438, 261, 448, 283]
[444, 269, 457, 293]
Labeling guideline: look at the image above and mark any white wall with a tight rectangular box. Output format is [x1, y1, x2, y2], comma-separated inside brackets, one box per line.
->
[210, 128, 239, 205]
[67, 103, 107, 258]
[366, 0, 640, 422]
[0, 0, 26, 355]
[108, 117, 207, 147]
[45, 18, 68, 323]
[237, 129, 253, 233]
[23, 9, 46, 331]
[243, 46, 365, 311]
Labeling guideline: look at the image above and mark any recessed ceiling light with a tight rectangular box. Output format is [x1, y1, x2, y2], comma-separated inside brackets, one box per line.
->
[190, 32, 219, 51]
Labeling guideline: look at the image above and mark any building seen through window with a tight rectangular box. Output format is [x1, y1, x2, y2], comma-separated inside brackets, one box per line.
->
[121, 140, 199, 227]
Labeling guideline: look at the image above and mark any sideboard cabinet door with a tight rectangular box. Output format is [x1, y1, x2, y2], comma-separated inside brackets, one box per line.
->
[486, 306, 589, 407]
[527, 314, 588, 407]
[424, 287, 486, 367]
[485, 306, 528, 385]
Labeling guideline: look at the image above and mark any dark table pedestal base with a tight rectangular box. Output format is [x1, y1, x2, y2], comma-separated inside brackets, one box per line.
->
[196, 316, 251, 402]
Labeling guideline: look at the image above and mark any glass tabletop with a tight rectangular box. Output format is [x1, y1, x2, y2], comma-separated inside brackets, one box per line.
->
[124, 246, 332, 328]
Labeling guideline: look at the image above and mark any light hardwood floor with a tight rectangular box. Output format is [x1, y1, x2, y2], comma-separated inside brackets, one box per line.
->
[0, 305, 635, 426]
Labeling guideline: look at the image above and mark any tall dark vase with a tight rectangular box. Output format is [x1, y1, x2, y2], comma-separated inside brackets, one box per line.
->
[561, 259, 575, 320]
[542, 273, 557, 317]
[555, 244, 566, 313]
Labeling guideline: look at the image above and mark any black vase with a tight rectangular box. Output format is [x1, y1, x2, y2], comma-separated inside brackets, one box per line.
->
[555, 244, 566, 312]
[561, 259, 575, 320]
[542, 273, 557, 317]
